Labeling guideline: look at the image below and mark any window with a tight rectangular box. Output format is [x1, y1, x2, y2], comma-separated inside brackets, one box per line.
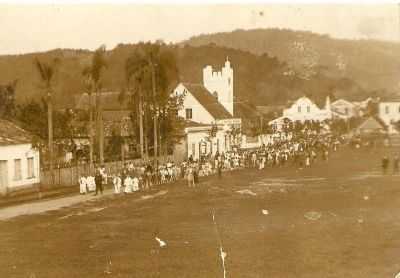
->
[398, 106, 400, 113]
[307, 106, 311, 113]
[27, 157, 35, 179]
[228, 78, 231, 86]
[386, 105, 390, 114]
[297, 106, 302, 113]
[185, 108, 192, 119]
[14, 159, 21, 181]
[344, 108, 349, 115]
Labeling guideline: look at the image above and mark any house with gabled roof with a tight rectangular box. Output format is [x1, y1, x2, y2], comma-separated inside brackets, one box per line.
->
[173, 58, 242, 160]
[0, 119, 40, 195]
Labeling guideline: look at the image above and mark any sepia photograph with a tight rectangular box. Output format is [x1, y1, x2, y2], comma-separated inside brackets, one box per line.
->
[0, 1, 400, 277]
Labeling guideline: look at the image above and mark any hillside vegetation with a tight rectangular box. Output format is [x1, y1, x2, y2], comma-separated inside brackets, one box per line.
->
[1, 28, 396, 109]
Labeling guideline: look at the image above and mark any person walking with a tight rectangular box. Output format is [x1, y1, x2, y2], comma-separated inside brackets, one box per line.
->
[94, 170, 103, 196]
[187, 165, 195, 188]
[382, 156, 389, 175]
[217, 159, 222, 179]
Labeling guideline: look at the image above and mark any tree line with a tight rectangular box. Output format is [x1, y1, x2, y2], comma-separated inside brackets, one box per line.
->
[0, 42, 185, 184]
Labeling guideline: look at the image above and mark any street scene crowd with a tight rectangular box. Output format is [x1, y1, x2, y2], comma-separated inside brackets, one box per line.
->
[78, 123, 354, 195]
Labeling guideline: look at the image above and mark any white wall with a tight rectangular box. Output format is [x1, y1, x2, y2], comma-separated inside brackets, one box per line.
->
[174, 83, 215, 124]
[379, 102, 400, 133]
[283, 97, 331, 122]
[203, 60, 234, 115]
[331, 99, 358, 119]
[379, 102, 400, 124]
[0, 143, 40, 192]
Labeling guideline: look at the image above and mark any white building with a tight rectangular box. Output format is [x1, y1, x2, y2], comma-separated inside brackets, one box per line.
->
[331, 98, 360, 119]
[379, 98, 400, 133]
[173, 58, 242, 160]
[0, 120, 40, 195]
[283, 96, 332, 122]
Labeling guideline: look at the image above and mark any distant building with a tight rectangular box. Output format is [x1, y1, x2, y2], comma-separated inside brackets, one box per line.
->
[331, 98, 360, 119]
[0, 119, 40, 195]
[73, 91, 135, 159]
[378, 97, 400, 134]
[354, 116, 386, 135]
[268, 96, 332, 130]
[173, 58, 242, 160]
[282, 96, 332, 122]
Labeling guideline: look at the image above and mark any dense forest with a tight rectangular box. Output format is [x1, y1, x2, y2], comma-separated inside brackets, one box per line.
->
[184, 28, 400, 96]
[0, 28, 397, 110]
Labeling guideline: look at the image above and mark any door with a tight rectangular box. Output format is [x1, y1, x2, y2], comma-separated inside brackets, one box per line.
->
[0, 160, 8, 195]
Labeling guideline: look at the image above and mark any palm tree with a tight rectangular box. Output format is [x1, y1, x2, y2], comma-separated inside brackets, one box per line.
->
[143, 43, 179, 160]
[125, 49, 149, 159]
[34, 57, 60, 184]
[82, 45, 107, 166]
[82, 73, 94, 171]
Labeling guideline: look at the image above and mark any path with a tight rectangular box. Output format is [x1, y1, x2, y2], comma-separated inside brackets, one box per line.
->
[0, 189, 117, 221]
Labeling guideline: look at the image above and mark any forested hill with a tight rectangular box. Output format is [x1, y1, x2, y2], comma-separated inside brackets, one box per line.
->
[183, 28, 400, 95]
[0, 31, 384, 109]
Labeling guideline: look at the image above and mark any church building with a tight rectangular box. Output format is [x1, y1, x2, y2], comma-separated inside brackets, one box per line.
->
[173, 58, 241, 160]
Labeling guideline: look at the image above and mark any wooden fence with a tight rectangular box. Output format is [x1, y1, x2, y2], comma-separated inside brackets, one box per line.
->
[40, 155, 174, 187]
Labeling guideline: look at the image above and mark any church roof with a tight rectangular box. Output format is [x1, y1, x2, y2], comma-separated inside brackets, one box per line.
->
[182, 83, 232, 120]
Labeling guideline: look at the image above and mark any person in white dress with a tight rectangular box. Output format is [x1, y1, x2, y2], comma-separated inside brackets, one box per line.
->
[124, 175, 133, 193]
[113, 174, 122, 194]
[79, 176, 87, 194]
[87, 176, 96, 192]
[132, 175, 140, 192]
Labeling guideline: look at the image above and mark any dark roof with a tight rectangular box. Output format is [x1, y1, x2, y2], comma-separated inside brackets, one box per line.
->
[185, 120, 211, 128]
[75, 91, 132, 111]
[235, 101, 262, 119]
[256, 105, 285, 115]
[0, 119, 33, 146]
[357, 117, 386, 132]
[182, 83, 232, 120]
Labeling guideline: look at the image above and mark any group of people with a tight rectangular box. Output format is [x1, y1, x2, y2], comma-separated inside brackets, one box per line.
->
[382, 155, 400, 174]
[78, 127, 343, 194]
[79, 160, 182, 195]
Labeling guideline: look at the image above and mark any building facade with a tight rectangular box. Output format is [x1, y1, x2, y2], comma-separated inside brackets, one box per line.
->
[173, 58, 242, 160]
[282, 96, 332, 122]
[378, 99, 400, 133]
[331, 98, 360, 119]
[0, 120, 40, 195]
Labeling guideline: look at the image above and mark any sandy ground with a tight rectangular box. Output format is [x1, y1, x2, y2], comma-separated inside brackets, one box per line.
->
[1, 146, 400, 278]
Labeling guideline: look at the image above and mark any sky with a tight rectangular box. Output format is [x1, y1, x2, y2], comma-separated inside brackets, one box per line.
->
[0, 3, 399, 55]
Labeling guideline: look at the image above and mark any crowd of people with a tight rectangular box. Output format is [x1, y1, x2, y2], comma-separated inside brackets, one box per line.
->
[78, 127, 345, 195]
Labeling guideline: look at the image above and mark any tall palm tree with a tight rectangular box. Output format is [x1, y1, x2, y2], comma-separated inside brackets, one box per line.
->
[82, 74, 94, 171]
[34, 57, 60, 184]
[125, 49, 150, 159]
[82, 45, 107, 166]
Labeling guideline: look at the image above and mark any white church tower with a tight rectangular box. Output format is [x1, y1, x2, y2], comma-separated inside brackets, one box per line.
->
[202, 57, 234, 116]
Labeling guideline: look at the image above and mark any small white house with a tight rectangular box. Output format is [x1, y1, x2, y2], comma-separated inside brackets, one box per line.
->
[281, 96, 332, 122]
[331, 98, 360, 119]
[0, 120, 40, 195]
[379, 98, 400, 134]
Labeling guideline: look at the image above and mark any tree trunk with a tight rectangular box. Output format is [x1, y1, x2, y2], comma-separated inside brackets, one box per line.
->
[47, 91, 54, 185]
[151, 64, 158, 162]
[139, 96, 144, 159]
[99, 106, 104, 164]
[89, 92, 94, 174]
[144, 105, 149, 159]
